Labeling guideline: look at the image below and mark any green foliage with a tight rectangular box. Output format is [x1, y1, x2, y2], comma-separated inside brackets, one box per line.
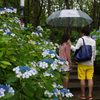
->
[90, 29, 100, 64]
[0, 8, 73, 100]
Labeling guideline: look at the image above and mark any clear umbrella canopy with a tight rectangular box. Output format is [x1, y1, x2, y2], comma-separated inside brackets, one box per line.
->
[46, 9, 93, 27]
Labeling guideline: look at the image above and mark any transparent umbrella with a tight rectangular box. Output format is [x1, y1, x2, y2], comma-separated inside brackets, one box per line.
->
[46, 9, 93, 27]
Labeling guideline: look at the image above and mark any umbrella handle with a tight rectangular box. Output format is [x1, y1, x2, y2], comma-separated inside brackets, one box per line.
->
[65, 19, 75, 33]
[69, 19, 75, 27]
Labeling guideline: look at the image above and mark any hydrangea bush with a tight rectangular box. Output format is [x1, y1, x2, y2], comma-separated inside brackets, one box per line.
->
[90, 30, 99, 63]
[0, 7, 73, 100]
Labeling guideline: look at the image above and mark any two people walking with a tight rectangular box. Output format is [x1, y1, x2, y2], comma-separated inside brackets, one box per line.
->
[59, 27, 96, 100]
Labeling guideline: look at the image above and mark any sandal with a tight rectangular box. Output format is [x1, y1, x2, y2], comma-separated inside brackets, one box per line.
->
[88, 96, 93, 100]
[78, 94, 86, 99]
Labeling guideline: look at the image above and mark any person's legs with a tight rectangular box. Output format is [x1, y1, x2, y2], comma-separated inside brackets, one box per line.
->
[88, 79, 93, 97]
[78, 63, 86, 98]
[80, 79, 85, 96]
[63, 71, 70, 89]
[87, 66, 94, 97]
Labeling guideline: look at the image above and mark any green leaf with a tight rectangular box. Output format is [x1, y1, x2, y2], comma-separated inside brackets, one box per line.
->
[2, 36, 9, 43]
[22, 83, 36, 97]
[0, 64, 7, 68]
[6, 76, 18, 84]
[0, 61, 12, 66]
[35, 87, 44, 97]
[44, 80, 53, 92]
[2, 93, 13, 99]
[26, 35, 30, 40]
[7, 92, 20, 100]
[9, 56, 16, 61]
[0, 52, 3, 58]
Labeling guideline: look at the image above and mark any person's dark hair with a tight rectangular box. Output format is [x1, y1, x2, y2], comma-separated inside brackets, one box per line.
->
[60, 33, 70, 45]
[81, 27, 90, 36]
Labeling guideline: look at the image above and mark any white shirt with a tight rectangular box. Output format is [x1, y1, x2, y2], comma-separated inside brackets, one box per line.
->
[71, 36, 96, 66]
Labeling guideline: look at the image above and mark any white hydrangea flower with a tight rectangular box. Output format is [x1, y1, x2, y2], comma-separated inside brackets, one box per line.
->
[50, 53, 55, 58]
[0, 88, 5, 93]
[3, 32, 7, 35]
[37, 26, 43, 31]
[43, 71, 54, 77]
[5, 29, 10, 32]
[65, 93, 74, 97]
[50, 42, 53, 45]
[50, 63, 58, 70]
[3, 24, 7, 27]
[30, 68, 38, 75]
[44, 90, 53, 98]
[11, 33, 15, 37]
[39, 62, 48, 69]
[36, 33, 39, 37]
[39, 47, 42, 49]
[42, 50, 50, 57]
[52, 83, 57, 88]
[65, 61, 69, 65]
[39, 33, 42, 37]
[8, 87, 15, 95]
[56, 54, 60, 58]
[58, 61, 64, 65]
[45, 41, 49, 45]
[57, 84, 63, 88]
[53, 46, 56, 50]
[32, 32, 35, 34]
[0, 29, 3, 31]
[16, 72, 22, 78]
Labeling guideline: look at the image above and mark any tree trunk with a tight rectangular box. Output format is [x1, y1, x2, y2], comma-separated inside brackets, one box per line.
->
[33, 0, 37, 29]
[48, 0, 51, 16]
[65, 0, 70, 9]
[91, 0, 96, 30]
[28, 0, 30, 23]
[48, 0, 55, 42]
[50, 25, 55, 42]
[3, 0, 6, 7]
[64, 0, 70, 34]
[37, 0, 43, 26]
[77, 0, 83, 11]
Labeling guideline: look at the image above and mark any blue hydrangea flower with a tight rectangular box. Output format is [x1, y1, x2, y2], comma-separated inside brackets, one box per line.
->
[20, 66, 31, 72]
[41, 59, 54, 64]
[0, 8, 5, 11]
[0, 85, 9, 92]
[6, 7, 14, 10]
[3, 29, 7, 31]
[58, 58, 66, 62]
[60, 68, 65, 71]
[48, 69, 53, 71]
[97, 30, 100, 32]
[99, 34, 100, 38]
[48, 49, 56, 54]
[0, 84, 15, 97]
[7, 32, 12, 35]
[13, 66, 38, 78]
[34, 30, 40, 33]
[73, 44, 76, 46]
[53, 89, 57, 93]
[92, 35, 97, 40]
[96, 50, 98, 54]
[60, 89, 69, 93]
[53, 98, 59, 100]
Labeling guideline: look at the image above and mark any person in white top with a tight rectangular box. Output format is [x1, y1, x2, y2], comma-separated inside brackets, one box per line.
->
[67, 27, 96, 100]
